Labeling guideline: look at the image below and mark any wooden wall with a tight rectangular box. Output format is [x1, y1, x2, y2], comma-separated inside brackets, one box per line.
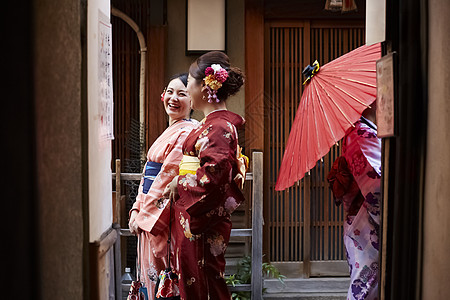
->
[111, 0, 167, 170]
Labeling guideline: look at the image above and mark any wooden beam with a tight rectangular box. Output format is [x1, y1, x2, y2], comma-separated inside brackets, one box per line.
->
[96, 229, 118, 258]
[251, 152, 264, 299]
[245, 0, 264, 153]
[89, 228, 118, 300]
[146, 25, 168, 148]
[115, 159, 121, 225]
[303, 174, 311, 278]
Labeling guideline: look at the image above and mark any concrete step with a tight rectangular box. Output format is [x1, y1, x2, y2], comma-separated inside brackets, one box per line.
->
[263, 294, 346, 300]
[264, 296, 346, 300]
[262, 277, 349, 300]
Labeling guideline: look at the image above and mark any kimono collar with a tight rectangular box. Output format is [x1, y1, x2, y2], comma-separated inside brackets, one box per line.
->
[169, 118, 198, 129]
[344, 116, 377, 136]
[360, 116, 377, 131]
[205, 110, 246, 129]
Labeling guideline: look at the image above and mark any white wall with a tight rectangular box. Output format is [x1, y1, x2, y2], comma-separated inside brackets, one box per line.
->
[366, 0, 386, 45]
[88, 0, 113, 242]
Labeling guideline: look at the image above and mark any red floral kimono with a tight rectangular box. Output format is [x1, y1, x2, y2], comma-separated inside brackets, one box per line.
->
[173, 110, 246, 300]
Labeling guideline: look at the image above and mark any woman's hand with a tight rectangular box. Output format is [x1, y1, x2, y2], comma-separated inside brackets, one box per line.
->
[163, 175, 179, 202]
[128, 210, 141, 235]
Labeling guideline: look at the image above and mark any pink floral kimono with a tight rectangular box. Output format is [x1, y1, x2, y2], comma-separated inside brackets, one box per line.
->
[130, 119, 198, 297]
[328, 117, 381, 300]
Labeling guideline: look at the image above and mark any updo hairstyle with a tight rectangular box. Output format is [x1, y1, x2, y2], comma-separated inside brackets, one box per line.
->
[189, 51, 245, 101]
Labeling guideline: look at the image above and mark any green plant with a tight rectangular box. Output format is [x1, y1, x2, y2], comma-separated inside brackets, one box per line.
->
[225, 255, 286, 300]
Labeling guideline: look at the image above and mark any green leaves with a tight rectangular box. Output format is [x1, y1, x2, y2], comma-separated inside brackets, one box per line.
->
[226, 255, 286, 300]
[225, 274, 239, 287]
[262, 262, 286, 284]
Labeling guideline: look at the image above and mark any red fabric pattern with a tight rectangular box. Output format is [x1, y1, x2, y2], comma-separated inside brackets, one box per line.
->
[327, 155, 364, 217]
[173, 110, 245, 300]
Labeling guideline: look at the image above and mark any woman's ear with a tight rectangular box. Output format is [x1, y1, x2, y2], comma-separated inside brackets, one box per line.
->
[200, 81, 208, 93]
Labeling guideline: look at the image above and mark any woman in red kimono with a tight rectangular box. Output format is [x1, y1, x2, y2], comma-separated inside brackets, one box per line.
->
[164, 51, 246, 300]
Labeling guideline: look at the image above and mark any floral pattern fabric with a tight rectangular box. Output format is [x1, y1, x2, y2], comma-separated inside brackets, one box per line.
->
[130, 119, 198, 297]
[341, 118, 381, 300]
[173, 110, 246, 300]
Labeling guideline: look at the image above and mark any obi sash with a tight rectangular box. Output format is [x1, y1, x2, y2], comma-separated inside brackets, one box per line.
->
[179, 155, 200, 176]
[179, 149, 249, 189]
[142, 161, 163, 194]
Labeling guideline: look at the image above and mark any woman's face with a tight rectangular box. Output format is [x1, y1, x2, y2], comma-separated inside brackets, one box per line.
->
[163, 78, 191, 121]
[187, 73, 205, 111]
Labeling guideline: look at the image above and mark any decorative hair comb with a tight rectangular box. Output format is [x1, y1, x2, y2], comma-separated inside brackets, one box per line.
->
[204, 64, 228, 103]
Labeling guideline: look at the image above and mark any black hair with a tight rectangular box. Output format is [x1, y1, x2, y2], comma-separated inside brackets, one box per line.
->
[166, 72, 193, 117]
[168, 72, 188, 87]
[189, 51, 245, 101]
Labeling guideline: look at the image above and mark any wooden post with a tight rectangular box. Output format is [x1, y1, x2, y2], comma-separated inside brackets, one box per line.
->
[380, 138, 389, 300]
[89, 228, 118, 300]
[303, 173, 311, 278]
[115, 159, 121, 225]
[113, 223, 122, 300]
[245, 0, 265, 153]
[251, 152, 263, 300]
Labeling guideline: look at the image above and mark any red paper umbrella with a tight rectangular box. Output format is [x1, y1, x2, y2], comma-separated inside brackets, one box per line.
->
[275, 42, 381, 191]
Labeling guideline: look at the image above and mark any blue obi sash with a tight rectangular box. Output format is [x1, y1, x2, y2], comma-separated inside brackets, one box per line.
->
[142, 161, 163, 194]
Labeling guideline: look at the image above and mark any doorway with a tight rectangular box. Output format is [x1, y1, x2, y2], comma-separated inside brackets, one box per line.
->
[264, 20, 365, 277]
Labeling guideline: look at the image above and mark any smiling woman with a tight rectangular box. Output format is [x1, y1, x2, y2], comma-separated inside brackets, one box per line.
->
[162, 73, 192, 125]
[128, 72, 198, 297]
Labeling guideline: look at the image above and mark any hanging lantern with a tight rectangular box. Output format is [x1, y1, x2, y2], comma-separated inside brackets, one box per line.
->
[324, 0, 357, 13]
[324, 0, 343, 12]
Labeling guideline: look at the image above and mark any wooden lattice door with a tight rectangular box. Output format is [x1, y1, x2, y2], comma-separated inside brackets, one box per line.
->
[264, 20, 365, 277]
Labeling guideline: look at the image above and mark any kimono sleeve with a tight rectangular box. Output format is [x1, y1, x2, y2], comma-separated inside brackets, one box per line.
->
[343, 123, 382, 224]
[177, 122, 237, 216]
[134, 129, 192, 233]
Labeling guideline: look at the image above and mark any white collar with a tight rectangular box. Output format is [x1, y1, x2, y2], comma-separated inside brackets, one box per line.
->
[205, 109, 227, 118]
[361, 116, 377, 130]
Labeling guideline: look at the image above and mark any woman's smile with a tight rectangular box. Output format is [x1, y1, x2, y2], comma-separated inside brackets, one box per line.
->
[163, 77, 191, 123]
[168, 101, 181, 110]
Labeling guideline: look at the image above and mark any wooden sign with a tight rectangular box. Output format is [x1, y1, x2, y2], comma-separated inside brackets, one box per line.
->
[376, 52, 397, 138]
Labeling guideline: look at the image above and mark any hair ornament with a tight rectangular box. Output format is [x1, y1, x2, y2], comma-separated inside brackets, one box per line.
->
[161, 87, 166, 102]
[204, 64, 228, 103]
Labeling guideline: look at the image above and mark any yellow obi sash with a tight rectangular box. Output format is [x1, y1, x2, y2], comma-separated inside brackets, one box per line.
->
[179, 155, 200, 176]
[235, 145, 249, 190]
[179, 148, 249, 190]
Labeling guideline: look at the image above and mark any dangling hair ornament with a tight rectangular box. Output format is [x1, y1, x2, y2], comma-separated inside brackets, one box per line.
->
[204, 64, 228, 103]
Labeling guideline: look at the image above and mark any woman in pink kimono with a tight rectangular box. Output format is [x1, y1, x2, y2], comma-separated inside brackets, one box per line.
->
[328, 105, 381, 300]
[128, 73, 198, 297]
[164, 51, 247, 300]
